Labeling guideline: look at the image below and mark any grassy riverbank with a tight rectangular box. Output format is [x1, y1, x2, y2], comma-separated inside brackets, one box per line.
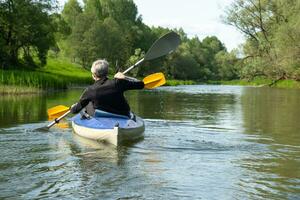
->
[165, 79, 197, 86]
[165, 77, 300, 89]
[0, 59, 91, 94]
[2, 59, 300, 95]
[209, 78, 300, 89]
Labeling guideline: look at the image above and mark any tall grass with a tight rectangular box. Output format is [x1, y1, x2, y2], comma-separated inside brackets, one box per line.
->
[165, 79, 197, 86]
[1, 70, 64, 89]
[272, 80, 300, 89]
[208, 78, 273, 86]
[208, 78, 300, 89]
[0, 58, 92, 93]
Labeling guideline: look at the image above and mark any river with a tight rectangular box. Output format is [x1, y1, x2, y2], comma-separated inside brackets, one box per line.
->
[0, 85, 299, 199]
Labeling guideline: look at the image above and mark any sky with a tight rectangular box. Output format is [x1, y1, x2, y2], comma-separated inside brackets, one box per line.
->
[58, 0, 245, 51]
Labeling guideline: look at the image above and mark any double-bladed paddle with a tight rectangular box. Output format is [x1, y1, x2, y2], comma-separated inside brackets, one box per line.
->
[37, 73, 166, 131]
[38, 31, 180, 131]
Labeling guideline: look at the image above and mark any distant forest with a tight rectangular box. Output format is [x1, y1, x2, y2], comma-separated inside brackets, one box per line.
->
[1, 0, 299, 81]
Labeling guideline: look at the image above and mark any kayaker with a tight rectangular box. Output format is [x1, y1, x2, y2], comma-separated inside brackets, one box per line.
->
[70, 59, 144, 118]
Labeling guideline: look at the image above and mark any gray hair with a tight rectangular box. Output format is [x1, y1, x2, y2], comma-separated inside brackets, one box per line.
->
[91, 59, 109, 77]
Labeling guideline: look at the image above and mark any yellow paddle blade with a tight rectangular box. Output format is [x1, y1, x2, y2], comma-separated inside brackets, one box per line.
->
[143, 72, 166, 89]
[48, 116, 70, 129]
[47, 105, 69, 118]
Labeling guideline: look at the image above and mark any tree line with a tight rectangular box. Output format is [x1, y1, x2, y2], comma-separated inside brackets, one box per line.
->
[225, 0, 300, 81]
[1, 0, 299, 81]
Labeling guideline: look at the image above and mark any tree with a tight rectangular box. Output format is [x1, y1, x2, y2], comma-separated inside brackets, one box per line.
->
[167, 43, 200, 80]
[101, 0, 138, 23]
[83, 0, 102, 20]
[225, 0, 300, 80]
[271, 0, 300, 79]
[187, 37, 211, 80]
[0, 0, 56, 68]
[93, 17, 129, 67]
[67, 12, 96, 68]
[57, 0, 240, 81]
[67, 13, 128, 69]
[187, 36, 226, 80]
[215, 50, 239, 80]
[62, 0, 82, 27]
[61, 0, 145, 69]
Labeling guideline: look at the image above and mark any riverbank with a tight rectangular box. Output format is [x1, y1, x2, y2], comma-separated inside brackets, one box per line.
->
[2, 59, 300, 95]
[165, 79, 197, 86]
[0, 59, 92, 94]
[165, 78, 300, 89]
[209, 78, 300, 89]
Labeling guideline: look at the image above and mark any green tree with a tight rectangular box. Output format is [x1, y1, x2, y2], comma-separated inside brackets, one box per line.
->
[187, 37, 211, 80]
[94, 17, 129, 67]
[83, 0, 103, 20]
[61, 0, 143, 69]
[167, 43, 200, 80]
[101, 0, 138, 23]
[215, 50, 239, 80]
[0, 0, 56, 68]
[225, 0, 300, 80]
[67, 12, 95, 67]
[271, 0, 300, 79]
[62, 0, 82, 27]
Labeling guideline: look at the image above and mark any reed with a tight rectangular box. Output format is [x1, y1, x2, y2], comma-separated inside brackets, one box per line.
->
[0, 58, 92, 94]
[272, 80, 300, 89]
[165, 79, 197, 86]
[0, 70, 91, 89]
[208, 78, 300, 89]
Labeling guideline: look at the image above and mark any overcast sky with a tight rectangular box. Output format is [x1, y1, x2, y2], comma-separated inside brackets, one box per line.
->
[58, 0, 244, 51]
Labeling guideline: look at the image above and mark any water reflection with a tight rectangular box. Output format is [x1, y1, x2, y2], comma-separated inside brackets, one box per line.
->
[237, 87, 300, 199]
[241, 87, 300, 145]
[0, 95, 47, 127]
[0, 85, 299, 199]
[71, 134, 128, 165]
[128, 87, 242, 130]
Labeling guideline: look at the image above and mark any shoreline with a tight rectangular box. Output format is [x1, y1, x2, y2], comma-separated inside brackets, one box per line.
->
[2, 79, 300, 95]
[209, 79, 300, 89]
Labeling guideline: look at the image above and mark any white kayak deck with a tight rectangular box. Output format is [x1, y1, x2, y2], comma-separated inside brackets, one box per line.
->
[71, 111, 145, 145]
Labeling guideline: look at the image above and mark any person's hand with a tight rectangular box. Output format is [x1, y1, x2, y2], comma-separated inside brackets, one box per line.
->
[114, 72, 125, 79]
[70, 103, 78, 114]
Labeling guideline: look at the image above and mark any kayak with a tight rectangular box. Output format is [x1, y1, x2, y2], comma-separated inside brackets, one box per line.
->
[71, 110, 145, 146]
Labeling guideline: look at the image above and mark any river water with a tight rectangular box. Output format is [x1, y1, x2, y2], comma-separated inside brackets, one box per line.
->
[0, 85, 299, 199]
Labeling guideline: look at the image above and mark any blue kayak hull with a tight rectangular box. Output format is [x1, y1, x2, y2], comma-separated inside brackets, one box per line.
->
[71, 114, 145, 145]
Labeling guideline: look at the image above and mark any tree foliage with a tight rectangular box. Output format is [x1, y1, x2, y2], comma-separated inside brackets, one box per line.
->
[3, 0, 299, 82]
[1, 0, 241, 82]
[0, 0, 56, 68]
[225, 0, 300, 80]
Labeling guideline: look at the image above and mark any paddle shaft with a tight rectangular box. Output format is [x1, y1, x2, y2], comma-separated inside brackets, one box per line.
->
[123, 58, 144, 74]
[47, 110, 71, 129]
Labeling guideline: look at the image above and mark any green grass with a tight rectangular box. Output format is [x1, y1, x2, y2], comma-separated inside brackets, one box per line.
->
[271, 79, 300, 89]
[208, 77, 272, 86]
[3, 58, 300, 94]
[38, 58, 91, 79]
[165, 79, 197, 86]
[0, 58, 92, 94]
[208, 78, 300, 89]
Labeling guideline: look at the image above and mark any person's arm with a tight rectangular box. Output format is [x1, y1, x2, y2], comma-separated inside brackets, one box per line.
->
[70, 88, 91, 114]
[114, 72, 144, 90]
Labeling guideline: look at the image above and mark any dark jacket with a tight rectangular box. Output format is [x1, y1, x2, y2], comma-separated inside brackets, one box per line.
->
[70, 77, 144, 116]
